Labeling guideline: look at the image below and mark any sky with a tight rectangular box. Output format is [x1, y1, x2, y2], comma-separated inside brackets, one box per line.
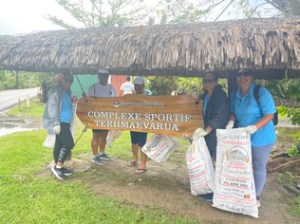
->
[0, 0, 159, 35]
[0, 0, 74, 35]
[0, 0, 278, 35]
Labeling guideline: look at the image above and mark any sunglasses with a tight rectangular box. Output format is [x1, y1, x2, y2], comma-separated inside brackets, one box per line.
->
[203, 79, 216, 84]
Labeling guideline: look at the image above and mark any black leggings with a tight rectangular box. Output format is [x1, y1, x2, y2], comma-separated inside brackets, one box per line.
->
[53, 122, 74, 164]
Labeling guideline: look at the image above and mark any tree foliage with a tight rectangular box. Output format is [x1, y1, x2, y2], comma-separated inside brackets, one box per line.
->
[262, 79, 300, 99]
[147, 76, 177, 95]
[154, 0, 300, 24]
[0, 71, 44, 90]
[47, 0, 147, 28]
[47, 0, 300, 29]
[263, 77, 300, 127]
[265, 0, 300, 16]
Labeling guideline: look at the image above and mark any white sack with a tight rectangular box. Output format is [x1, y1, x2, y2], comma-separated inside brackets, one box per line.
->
[213, 128, 258, 218]
[185, 132, 215, 195]
[141, 134, 178, 163]
[43, 134, 56, 148]
[105, 130, 122, 148]
[70, 99, 77, 138]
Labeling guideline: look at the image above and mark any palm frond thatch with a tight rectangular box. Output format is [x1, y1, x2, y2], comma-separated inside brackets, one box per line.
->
[0, 17, 300, 79]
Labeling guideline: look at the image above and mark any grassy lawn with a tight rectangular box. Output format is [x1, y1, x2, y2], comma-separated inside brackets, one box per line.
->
[0, 100, 196, 224]
[7, 100, 45, 118]
[2, 99, 300, 222]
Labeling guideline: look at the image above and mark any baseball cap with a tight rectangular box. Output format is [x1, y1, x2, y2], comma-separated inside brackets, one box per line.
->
[237, 68, 253, 76]
[57, 73, 73, 82]
[134, 76, 145, 85]
[203, 71, 218, 80]
[176, 88, 185, 95]
[97, 69, 109, 75]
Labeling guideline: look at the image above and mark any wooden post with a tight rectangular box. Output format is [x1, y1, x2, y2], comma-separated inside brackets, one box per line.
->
[228, 73, 237, 94]
[15, 71, 19, 89]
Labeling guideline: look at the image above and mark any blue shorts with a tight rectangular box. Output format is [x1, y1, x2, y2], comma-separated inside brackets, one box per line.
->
[130, 131, 147, 147]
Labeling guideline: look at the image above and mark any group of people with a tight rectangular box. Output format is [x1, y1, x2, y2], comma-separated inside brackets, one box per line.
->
[43, 70, 150, 180]
[43, 68, 277, 208]
[197, 69, 276, 207]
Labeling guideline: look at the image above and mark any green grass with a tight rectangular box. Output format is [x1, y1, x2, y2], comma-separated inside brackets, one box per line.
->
[3, 99, 300, 221]
[73, 120, 189, 163]
[7, 99, 45, 117]
[0, 131, 197, 224]
[290, 197, 300, 218]
[0, 102, 196, 224]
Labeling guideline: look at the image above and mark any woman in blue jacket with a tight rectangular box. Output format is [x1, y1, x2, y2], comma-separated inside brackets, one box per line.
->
[226, 69, 276, 207]
[197, 71, 229, 201]
[198, 71, 230, 160]
[43, 73, 75, 180]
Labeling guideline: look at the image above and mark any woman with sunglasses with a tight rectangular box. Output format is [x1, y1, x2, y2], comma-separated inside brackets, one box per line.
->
[226, 68, 276, 207]
[196, 71, 230, 201]
[43, 73, 75, 180]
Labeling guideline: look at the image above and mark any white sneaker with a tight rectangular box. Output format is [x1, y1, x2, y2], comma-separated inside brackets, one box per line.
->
[97, 152, 111, 161]
[257, 200, 261, 208]
[51, 166, 66, 180]
[91, 156, 105, 165]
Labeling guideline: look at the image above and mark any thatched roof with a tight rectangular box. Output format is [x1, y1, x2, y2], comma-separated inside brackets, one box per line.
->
[0, 17, 300, 79]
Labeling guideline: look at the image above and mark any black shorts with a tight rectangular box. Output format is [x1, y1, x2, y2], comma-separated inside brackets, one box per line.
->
[92, 129, 109, 134]
[130, 131, 148, 147]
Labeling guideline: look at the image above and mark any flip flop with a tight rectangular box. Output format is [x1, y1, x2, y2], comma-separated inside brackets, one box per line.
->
[294, 183, 300, 190]
[127, 160, 138, 167]
[135, 168, 147, 174]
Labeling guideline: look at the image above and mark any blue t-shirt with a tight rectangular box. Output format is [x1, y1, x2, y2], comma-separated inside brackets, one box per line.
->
[230, 83, 276, 147]
[60, 91, 72, 124]
[203, 94, 210, 115]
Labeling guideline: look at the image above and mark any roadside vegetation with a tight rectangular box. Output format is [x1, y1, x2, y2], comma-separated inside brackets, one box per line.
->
[7, 100, 45, 117]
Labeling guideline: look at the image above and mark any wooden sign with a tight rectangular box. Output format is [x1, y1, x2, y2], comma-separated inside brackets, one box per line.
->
[76, 95, 203, 137]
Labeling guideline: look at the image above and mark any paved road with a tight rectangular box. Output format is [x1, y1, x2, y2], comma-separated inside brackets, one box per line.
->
[0, 88, 40, 112]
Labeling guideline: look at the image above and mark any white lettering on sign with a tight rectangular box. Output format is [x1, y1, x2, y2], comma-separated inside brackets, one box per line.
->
[88, 111, 142, 120]
[88, 111, 192, 123]
[120, 101, 163, 108]
[144, 113, 192, 122]
[77, 96, 203, 136]
[94, 120, 179, 131]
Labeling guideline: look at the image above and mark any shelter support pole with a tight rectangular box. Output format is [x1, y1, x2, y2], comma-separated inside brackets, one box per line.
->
[227, 75, 238, 95]
[75, 75, 86, 97]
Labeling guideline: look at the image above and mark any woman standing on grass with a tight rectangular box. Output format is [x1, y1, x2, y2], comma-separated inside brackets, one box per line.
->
[43, 73, 74, 180]
[226, 68, 277, 207]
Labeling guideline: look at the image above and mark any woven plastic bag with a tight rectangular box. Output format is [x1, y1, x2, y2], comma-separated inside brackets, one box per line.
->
[213, 128, 258, 218]
[141, 134, 178, 163]
[105, 130, 122, 148]
[43, 134, 56, 148]
[185, 128, 215, 195]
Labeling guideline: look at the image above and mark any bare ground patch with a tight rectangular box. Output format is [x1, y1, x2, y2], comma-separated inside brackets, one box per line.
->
[39, 152, 300, 224]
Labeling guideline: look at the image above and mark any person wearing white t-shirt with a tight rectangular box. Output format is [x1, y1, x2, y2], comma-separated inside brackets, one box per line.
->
[119, 76, 134, 96]
[87, 69, 117, 165]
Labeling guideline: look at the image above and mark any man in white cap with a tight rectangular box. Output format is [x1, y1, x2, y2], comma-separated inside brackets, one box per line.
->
[87, 69, 117, 165]
[127, 76, 150, 174]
